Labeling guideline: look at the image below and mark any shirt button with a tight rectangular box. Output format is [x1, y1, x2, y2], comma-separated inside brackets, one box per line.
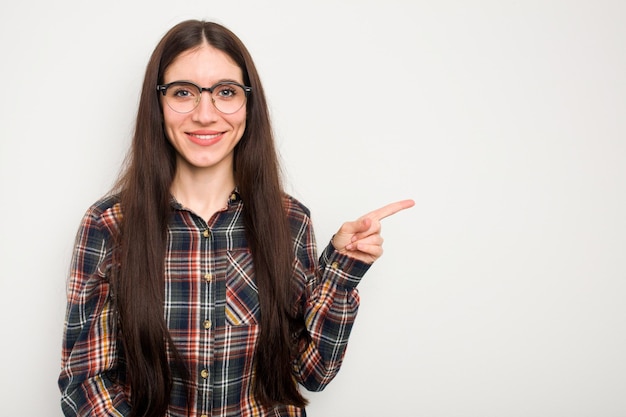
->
[201, 415, 209, 417]
[204, 273, 212, 282]
[230, 193, 237, 201]
[201, 369, 209, 379]
[203, 319, 212, 330]
[203, 229, 210, 238]
[331, 261, 340, 269]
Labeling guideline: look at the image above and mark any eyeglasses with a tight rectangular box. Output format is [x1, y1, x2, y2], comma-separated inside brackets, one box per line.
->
[156, 81, 252, 114]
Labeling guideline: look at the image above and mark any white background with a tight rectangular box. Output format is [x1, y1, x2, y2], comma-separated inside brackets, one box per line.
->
[1, 1, 625, 416]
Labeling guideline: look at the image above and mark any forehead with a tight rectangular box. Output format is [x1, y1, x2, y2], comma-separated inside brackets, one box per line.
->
[164, 43, 243, 84]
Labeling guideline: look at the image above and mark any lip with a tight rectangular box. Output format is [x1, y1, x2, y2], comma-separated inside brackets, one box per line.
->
[186, 130, 224, 146]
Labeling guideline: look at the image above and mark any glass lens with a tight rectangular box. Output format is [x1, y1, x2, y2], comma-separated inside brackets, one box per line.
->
[164, 82, 200, 113]
[211, 83, 247, 114]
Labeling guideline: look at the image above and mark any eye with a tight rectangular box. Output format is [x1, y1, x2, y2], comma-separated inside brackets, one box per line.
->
[169, 83, 198, 99]
[214, 84, 239, 99]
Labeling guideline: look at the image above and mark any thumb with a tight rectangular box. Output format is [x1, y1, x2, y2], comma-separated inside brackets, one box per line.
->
[333, 218, 372, 250]
[341, 217, 371, 235]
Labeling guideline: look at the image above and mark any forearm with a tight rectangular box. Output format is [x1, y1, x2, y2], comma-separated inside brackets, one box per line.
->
[60, 293, 130, 416]
[296, 243, 370, 391]
[60, 372, 131, 417]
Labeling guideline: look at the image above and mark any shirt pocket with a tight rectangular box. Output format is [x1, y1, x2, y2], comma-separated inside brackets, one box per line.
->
[225, 250, 260, 326]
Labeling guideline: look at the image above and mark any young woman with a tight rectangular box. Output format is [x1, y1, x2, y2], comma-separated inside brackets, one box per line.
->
[59, 19, 414, 417]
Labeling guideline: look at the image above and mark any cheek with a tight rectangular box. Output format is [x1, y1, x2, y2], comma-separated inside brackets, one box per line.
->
[231, 112, 247, 134]
[162, 109, 184, 136]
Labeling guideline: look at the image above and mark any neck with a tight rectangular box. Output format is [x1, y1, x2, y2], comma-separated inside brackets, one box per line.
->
[170, 163, 236, 222]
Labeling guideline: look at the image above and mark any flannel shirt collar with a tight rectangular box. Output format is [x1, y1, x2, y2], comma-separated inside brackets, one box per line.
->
[168, 188, 242, 210]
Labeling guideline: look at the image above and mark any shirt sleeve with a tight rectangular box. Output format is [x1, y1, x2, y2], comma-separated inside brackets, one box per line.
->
[291, 212, 371, 392]
[59, 207, 131, 416]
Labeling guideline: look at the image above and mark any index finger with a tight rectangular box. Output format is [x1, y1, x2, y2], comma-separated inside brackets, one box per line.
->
[366, 199, 415, 221]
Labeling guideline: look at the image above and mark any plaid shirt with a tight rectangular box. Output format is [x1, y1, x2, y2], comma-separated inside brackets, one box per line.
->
[59, 192, 370, 417]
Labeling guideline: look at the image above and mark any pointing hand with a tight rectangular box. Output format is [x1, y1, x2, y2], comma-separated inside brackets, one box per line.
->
[332, 199, 415, 264]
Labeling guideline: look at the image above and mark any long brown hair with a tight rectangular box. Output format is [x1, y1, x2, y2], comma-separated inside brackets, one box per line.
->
[112, 20, 307, 417]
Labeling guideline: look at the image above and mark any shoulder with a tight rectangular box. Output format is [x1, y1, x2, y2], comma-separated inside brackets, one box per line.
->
[282, 193, 311, 220]
[79, 194, 123, 237]
[87, 194, 120, 214]
[282, 194, 316, 248]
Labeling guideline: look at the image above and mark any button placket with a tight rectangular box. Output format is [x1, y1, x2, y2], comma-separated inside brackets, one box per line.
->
[199, 223, 214, 412]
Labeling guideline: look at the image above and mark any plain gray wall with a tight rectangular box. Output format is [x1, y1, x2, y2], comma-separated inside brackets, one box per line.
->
[1, 1, 625, 416]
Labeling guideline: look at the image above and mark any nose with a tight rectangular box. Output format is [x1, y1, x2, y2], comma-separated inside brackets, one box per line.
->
[191, 92, 220, 124]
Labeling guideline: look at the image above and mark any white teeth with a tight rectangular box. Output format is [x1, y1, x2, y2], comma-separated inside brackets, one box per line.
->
[193, 134, 220, 140]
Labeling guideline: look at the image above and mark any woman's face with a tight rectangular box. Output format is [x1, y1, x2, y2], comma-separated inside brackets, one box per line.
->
[161, 43, 247, 177]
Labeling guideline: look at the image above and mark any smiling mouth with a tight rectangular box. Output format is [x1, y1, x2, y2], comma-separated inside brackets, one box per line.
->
[189, 133, 222, 140]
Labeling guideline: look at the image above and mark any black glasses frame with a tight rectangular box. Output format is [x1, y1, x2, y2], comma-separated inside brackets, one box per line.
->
[156, 80, 252, 114]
